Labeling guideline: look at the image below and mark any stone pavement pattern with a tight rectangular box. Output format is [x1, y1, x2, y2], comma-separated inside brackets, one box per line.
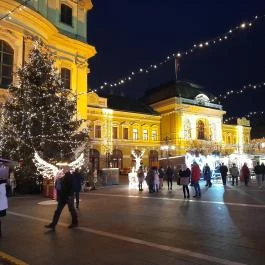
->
[1, 179, 265, 265]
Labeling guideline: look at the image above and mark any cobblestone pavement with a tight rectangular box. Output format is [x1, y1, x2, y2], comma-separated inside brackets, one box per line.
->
[1, 178, 265, 265]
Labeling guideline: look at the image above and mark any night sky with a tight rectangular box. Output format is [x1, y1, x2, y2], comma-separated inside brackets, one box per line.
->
[87, 1, 265, 126]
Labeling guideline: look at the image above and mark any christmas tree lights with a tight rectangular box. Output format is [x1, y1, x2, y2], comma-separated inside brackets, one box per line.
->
[0, 41, 87, 187]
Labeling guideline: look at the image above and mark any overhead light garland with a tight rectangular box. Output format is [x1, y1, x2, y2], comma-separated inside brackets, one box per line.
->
[210, 81, 265, 103]
[0, 0, 30, 21]
[224, 110, 264, 123]
[92, 14, 265, 93]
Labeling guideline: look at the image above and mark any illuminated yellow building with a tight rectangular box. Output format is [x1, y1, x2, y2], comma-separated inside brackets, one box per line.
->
[0, 0, 96, 119]
[88, 81, 251, 170]
[0, 1, 251, 171]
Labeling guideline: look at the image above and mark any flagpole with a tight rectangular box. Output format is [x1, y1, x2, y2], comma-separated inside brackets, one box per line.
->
[175, 56, 180, 81]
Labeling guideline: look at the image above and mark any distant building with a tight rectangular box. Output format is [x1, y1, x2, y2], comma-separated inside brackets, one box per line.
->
[88, 81, 251, 170]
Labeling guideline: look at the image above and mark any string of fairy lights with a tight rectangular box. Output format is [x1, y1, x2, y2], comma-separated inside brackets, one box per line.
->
[0, 3, 264, 132]
[224, 111, 264, 123]
[92, 14, 265, 93]
[0, 0, 30, 21]
[210, 81, 265, 103]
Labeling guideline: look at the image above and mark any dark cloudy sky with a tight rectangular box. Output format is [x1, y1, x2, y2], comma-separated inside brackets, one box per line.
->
[87, 1, 265, 123]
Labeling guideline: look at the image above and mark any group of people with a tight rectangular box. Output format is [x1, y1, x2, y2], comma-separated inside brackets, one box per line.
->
[137, 161, 265, 199]
[219, 162, 265, 187]
[137, 162, 202, 198]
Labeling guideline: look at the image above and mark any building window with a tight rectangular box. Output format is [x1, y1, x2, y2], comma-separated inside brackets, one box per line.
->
[61, 68, 71, 90]
[151, 131, 157, 141]
[0, 40, 13, 87]
[95, 125, 101, 138]
[113, 127, 118, 139]
[123, 128, 128, 139]
[61, 4, 72, 26]
[197, 120, 205, 140]
[133, 128, 138, 140]
[143, 129, 148, 141]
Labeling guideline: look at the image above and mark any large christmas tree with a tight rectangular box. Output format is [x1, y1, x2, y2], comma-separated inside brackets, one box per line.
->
[0, 41, 85, 192]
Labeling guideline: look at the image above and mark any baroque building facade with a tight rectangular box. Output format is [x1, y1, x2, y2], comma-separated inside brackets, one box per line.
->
[0, 0, 96, 119]
[0, 0, 251, 171]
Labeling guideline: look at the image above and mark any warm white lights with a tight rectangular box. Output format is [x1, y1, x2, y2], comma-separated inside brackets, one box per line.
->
[92, 14, 261, 93]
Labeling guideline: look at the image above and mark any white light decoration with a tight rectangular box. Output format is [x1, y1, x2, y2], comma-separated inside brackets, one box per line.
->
[92, 13, 262, 93]
[0, 0, 30, 21]
[33, 151, 84, 179]
[221, 153, 254, 170]
[211, 81, 265, 103]
[128, 149, 145, 189]
[185, 152, 220, 171]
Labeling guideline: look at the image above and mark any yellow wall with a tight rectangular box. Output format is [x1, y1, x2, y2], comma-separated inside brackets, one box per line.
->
[87, 93, 161, 169]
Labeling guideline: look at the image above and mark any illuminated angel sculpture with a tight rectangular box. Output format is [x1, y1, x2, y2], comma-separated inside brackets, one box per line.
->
[131, 149, 145, 172]
[33, 151, 84, 180]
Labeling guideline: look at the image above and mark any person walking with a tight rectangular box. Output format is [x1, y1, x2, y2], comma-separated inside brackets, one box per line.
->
[241, 163, 250, 186]
[8, 169, 16, 196]
[92, 169, 98, 190]
[0, 178, 8, 237]
[45, 166, 78, 230]
[229, 163, 239, 186]
[254, 162, 262, 188]
[261, 162, 265, 185]
[158, 166, 164, 189]
[0, 162, 8, 237]
[153, 167, 159, 192]
[73, 168, 83, 209]
[203, 163, 212, 187]
[146, 167, 154, 193]
[179, 165, 190, 199]
[191, 162, 201, 198]
[220, 163, 228, 186]
[54, 168, 64, 201]
[137, 166, 145, 191]
[166, 166, 173, 190]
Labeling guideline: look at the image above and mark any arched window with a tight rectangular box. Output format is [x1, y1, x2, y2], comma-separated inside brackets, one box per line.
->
[197, 120, 205, 140]
[0, 40, 13, 87]
[61, 68, 71, 90]
[183, 119, 191, 139]
[227, 135, 231, 144]
[61, 4, 72, 26]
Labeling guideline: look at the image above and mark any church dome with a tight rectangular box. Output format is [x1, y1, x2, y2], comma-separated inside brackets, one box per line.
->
[142, 80, 215, 105]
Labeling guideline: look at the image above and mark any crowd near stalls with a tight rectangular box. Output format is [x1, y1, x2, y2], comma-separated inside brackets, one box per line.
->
[132, 152, 265, 196]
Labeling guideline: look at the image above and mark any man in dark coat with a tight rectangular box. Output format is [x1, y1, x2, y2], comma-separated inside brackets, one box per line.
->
[220, 163, 228, 186]
[73, 168, 83, 208]
[165, 166, 173, 190]
[45, 166, 78, 230]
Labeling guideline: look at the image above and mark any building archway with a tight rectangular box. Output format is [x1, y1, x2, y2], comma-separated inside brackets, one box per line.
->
[110, 149, 123, 169]
[89, 149, 100, 170]
[149, 150, 158, 167]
